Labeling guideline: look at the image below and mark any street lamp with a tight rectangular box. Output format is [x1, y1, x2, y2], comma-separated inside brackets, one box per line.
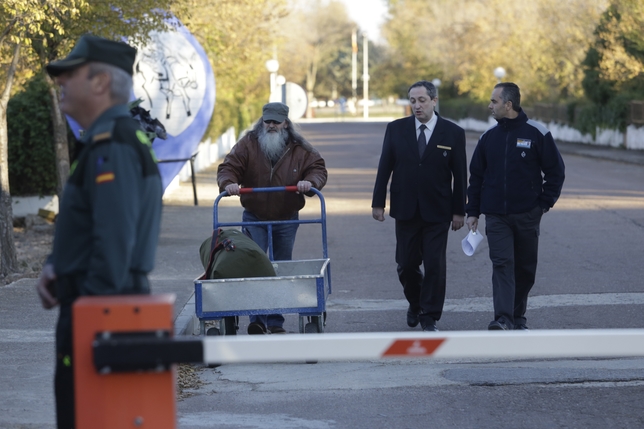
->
[362, 32, 369, 118]
[275, 75, 286, 104]
[494, 67, 506, 83]
[431, 78, 441, 113]
[265, 59, 280, 99]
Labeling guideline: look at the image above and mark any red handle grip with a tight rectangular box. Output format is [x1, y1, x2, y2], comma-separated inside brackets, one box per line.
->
[238, 186, 299, 194]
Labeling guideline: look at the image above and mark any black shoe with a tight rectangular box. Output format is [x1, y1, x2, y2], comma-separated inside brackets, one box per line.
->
[247, 322, 268, 335]
[421, 320, 438, 332]
[514, 323, 529, 330]
[267, 326, 287, 334]
[406, 307, 420, 328]
[488, 320, 512, 331]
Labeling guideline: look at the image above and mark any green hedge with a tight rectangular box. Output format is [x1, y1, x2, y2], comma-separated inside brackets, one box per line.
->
[7, 75, 58, 196]
[572, 95, 633, 136]
[439, 97, 490, 122]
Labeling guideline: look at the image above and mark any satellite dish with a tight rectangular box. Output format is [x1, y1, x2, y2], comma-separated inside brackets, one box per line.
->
[270, 82, 308, 120]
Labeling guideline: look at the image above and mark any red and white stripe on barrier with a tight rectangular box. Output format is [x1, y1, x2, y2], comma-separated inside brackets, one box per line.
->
[202, 329, 644, 364]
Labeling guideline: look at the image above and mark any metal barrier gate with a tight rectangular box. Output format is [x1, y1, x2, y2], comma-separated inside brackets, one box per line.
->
[73, 294, 644, 428]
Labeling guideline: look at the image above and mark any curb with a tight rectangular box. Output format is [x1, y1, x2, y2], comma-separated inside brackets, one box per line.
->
[174, 293, 197, 336]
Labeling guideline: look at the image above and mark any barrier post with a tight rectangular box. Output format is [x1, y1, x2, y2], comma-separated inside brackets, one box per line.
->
[73, 294, 177, 429]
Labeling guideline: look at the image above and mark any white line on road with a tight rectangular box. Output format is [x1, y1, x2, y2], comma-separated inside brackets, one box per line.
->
[327, 293, 644, 313]
[179, 412, 334, 429]
[7, 294, 644, 343]
[0, 329, 54, 343]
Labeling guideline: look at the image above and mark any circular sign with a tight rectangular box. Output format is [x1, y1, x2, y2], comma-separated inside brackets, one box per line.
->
[132, 29, 207, 136]
[270, 82, 308, 120]
[130, 19, 216, 190]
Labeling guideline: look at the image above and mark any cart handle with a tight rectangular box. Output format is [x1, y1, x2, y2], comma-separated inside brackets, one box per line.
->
[238, 186, 298, 194]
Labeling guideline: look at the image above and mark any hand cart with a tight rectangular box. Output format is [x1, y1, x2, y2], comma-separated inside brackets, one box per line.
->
[193, 186, 331, 336]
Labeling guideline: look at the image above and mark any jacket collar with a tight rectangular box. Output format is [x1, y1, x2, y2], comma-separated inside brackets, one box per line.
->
[495, 108, 528, 131]
[81, 104, 130, 144]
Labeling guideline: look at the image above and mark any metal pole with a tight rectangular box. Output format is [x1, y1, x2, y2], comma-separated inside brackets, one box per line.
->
[362, 33, 369, 119]
[351, 29, 357, 103]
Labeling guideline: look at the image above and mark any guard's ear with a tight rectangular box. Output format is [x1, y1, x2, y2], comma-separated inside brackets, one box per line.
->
[90, 70, 111, 96]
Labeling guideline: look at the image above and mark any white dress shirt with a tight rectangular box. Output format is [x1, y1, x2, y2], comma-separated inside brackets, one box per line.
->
[415, 113, 437, 145]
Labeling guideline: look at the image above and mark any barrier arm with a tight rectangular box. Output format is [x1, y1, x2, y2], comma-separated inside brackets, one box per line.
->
[74, 294, 644, 429]
[94, 329, 644, 370]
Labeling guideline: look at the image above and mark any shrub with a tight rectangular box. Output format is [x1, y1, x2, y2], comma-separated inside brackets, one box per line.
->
[7, 75, 57, 196]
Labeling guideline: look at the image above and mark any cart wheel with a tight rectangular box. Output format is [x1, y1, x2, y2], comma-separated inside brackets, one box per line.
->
[305, 316, 324, 334]
[304, 322, 318, 333]
[221, 316, 238, 335]
[206, 327, 221, 336]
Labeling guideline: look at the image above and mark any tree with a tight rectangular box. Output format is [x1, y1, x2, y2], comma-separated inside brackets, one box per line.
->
[381, 0, 607, 103]
[28, 2, 180, 198]
[583, 0, 644, 104]
[0, 44, 20, 276]
[0, 0, 181, 277]
[179, 0, 287, 136]
[0, 0, 86, 277]
[276, 0, 356, 117]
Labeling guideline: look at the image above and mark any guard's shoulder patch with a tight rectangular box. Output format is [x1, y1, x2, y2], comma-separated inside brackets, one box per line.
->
[527, 119, 550, 136]
[92, 131, 112, 143]
[136, 129, 152, 146]
[96, 171, 115, 184]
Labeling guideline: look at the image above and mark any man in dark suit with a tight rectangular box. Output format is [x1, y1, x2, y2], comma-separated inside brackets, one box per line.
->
[372, 80, 467, 331]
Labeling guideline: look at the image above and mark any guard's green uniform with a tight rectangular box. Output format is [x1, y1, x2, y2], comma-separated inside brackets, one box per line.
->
[51, 104, 162, 428]
[52, 104, 162, 297]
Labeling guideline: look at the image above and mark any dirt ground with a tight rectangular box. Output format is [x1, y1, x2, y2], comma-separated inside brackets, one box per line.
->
[4, 215, 203, 397]
[3, 215, 54, 286]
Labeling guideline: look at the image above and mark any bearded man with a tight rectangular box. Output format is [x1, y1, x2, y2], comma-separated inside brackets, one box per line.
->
[217, 102, 328, 335]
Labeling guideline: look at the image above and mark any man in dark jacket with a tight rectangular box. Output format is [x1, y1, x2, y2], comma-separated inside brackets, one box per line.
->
[217, 102, 327, 335]
[36, 35, 163, 428]
[372, 80, 468, 332]
[466, 82, 565, 331]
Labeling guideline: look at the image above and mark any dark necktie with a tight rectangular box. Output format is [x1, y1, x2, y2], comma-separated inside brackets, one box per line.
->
[418, 124, 427, 157]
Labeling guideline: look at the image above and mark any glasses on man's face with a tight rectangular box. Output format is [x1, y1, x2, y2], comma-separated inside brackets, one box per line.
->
[264, 120, 283, 125]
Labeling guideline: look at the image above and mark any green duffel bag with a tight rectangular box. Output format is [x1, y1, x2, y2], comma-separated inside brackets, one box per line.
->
[198, 228, 276, 280]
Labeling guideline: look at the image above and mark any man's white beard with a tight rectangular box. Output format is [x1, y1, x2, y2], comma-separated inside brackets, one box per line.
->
[259, 128, 288, 163]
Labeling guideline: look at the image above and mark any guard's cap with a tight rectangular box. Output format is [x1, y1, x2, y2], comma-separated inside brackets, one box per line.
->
[46, 35, 137, 77]
[262, 102, 289, 123]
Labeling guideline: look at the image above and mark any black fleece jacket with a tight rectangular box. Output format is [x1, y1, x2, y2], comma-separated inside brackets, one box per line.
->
[466, 109, 565, 217]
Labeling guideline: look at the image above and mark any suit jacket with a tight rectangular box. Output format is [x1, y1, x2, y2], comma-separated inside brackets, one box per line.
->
[372, 114, 467, 222]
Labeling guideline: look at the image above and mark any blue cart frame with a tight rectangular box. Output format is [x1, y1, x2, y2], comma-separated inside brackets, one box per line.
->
[193, 186, 331, 335]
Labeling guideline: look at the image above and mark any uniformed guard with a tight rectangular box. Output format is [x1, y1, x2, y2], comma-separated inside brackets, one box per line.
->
[36, 35, 163, 429]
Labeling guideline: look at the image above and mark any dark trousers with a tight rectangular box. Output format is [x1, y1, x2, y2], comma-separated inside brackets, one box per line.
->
[55, 304, 75, 429]
[485, 206, 542, 327]
[395, 210, 450, 325]
[52, 273, 150, 428]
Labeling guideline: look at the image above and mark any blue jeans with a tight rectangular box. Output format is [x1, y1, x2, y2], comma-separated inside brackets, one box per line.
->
[242, 210, 299, 328]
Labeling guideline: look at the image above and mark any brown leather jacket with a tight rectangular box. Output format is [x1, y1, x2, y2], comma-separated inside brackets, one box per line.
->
[217, 132, 327, 220]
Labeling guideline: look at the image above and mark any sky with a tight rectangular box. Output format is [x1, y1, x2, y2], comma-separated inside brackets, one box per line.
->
[338, 0, 389, 43]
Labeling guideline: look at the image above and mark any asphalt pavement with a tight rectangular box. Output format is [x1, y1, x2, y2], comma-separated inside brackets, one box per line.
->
[1, 119, 643, 428]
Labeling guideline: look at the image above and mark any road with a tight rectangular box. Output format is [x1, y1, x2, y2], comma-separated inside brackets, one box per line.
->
[1, 121, 643, 428]
[176, 122, 644, 429]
